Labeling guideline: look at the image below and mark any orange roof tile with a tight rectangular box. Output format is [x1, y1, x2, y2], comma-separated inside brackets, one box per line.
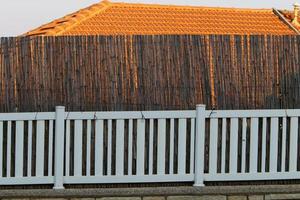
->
[25, 1, 297, 36]
[280, 10, 300, 30]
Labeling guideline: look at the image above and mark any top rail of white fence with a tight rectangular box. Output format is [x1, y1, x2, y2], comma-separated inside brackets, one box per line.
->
[1, 109, 300, 121]
[65, 110, 196, 120]
[205, 109, 300, 118]
[0, 112, 55, 121]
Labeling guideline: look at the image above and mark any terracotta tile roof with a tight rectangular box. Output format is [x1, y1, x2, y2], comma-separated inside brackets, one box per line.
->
[280, 10, 300, 30]
[25, 1, 297, 36]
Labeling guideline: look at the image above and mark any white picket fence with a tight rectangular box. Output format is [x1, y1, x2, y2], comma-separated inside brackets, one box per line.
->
[0, 105, 299, 188]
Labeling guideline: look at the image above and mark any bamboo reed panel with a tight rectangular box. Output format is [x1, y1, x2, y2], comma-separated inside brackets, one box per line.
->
[0, 35, 299, 112]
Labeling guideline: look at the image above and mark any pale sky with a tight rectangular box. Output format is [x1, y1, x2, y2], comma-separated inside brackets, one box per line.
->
[0, 0, 297, 36]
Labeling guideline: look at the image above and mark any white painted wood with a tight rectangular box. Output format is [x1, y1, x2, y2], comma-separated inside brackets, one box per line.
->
[157, 119, 166, 175]
[0, 177, 54, 185]
[0, 113, 55, 121]
[209, 119, 218, 174]
[250, 118, 258, 173]
[229, 118, 238, 174]
[6, 121, 11, 177]
[4, 109, 300, 121]
[27, 121, 32, 177]
[86, 120, 91, 176]
[95, 120, 103, 176]
[15, 121, 24, 177]
[190, 118, 195, 174]
[65, 120, 70, 177]
[64, 174, 194, 184]
[205, 109, 300, 118]
[281, 117, 287, 172]
[221, 118, 227, 174]
[48, 120, 53, 176]
[270, 117, 279, 173]
[194, 105, 206, 186]
[241, 118, 247, 173]
[0, 122, 2, 177]
[261, 118, 267, 172]
[53, 106, 65, 189]
[36, 120, 45, 177]
[74, 120, 83, 176]
[128, 119, 133, 175]
[204, 172, 300, 181]
[136, 119, 145, 175]
[178, 119, 187, 175]
[67, 111, 196, 120]
[116, 120, 124, 176]
[149, 119, 154, 175]
[107, 119, 112, 176]
[64, 109, 300, 121]
[0, 108, 300, 186]
[289, 117, 298, 172]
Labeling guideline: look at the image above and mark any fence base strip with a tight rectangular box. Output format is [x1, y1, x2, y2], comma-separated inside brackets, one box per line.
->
[0, 177, 54, 185]
[64, 175, 194, 184]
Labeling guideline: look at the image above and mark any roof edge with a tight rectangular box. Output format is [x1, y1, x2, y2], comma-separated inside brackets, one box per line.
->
[55, 1, 113, 36]
[273, 8, 300, 35]
[24, 1, 112, 36]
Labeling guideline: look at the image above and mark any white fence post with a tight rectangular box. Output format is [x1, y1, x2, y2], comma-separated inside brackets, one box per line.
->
[53, 106, 65, 189]
[194, 104, 206, 186]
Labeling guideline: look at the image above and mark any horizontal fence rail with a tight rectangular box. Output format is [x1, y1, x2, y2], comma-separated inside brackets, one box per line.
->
[0, 105, 299, 188]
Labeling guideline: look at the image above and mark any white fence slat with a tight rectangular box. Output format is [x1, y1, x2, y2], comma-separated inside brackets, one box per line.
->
[157, 119, 166, 175]
[190, 118, 195, 174]
[289, 117, 298, 172]
[270, 118, 279, 173]
[86, 120, 91, 176]
[74, 120, 83, 176]
[107, 119, 112, 176]
[0, 122, 2, 177]
[15, 121, 24, 177]
[65, 120, 70, 176]
[27, 121, 32, 177]
[116, 120, 125, 176]
[95, 120, 103, 176]
[48, 120, 53, 176]
[230, 118, 238, 174]
[221, 118, 227, 174]
[36, 121, 45, 177]
[128, 119, 133, 175]
[149, 119, 154, 175]
[250, 118, 258, 173]
[281, 117, 287, 172]
[209, 119, 218, 174]
[261, 118, 267, 172]
[136, 119, 145, 175]
[241, 118, 247, 173]
[178, 119, 187, 175]
[6, 121, 11, 177]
